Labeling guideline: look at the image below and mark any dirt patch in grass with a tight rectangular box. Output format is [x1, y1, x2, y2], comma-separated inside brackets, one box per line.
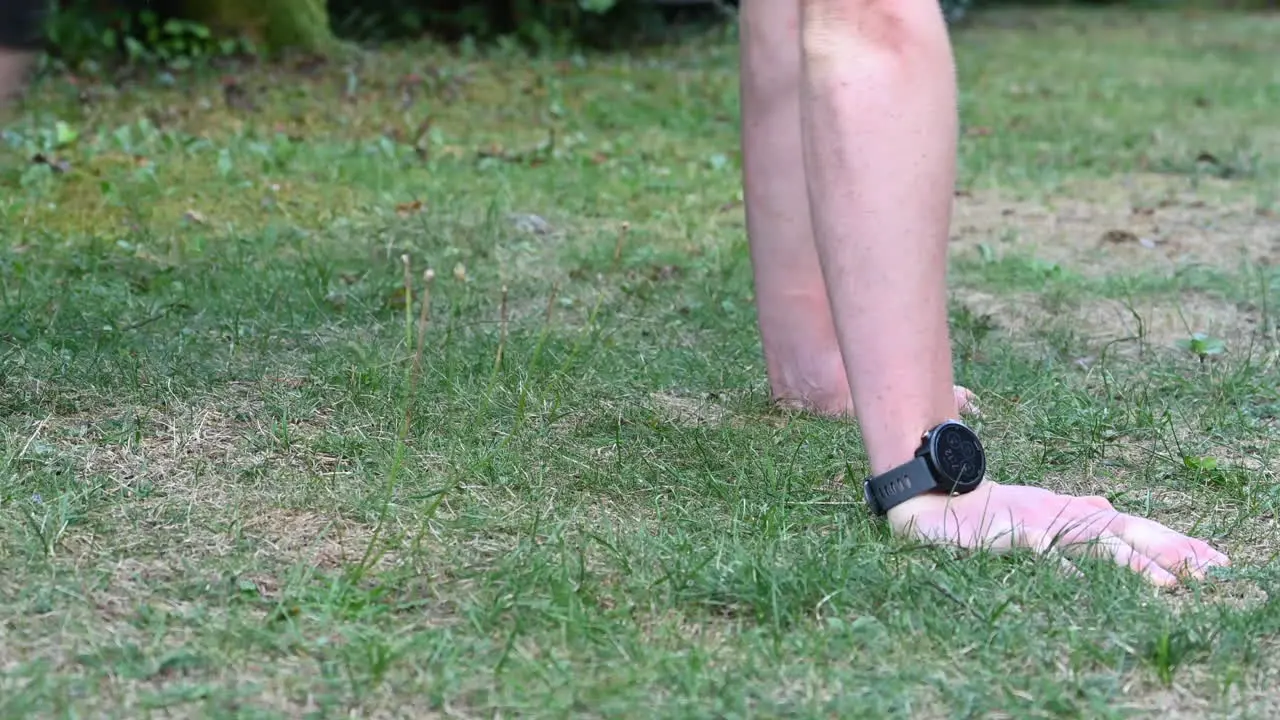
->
[1122, 634, 1280, 720]
[1074, 292, 1262, 349]
[953, 286, 1264, 358]
[13, 383, 394, 572]
[951, 174, 1277, 277]
[648, 391, 732, 427]
[240, 507, 393, 572]
[79, 404, 247, 509]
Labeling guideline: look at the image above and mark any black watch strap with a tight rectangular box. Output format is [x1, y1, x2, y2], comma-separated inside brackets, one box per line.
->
[863, 456, 938, 516]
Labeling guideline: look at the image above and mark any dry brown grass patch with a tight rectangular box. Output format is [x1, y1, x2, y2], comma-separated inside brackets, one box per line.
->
[1120, 636, 1280, 720]
[5, 381, 407, 576]
[953, 286, 1265, 360]
[240, 507, 397, 572]
[952, 175, 1276, 277]
[648, 390, 731, 427]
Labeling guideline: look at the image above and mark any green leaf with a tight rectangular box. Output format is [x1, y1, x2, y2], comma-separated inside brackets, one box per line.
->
[1183, 455, 1219, 471]
[579, 0, 618, 13]
[53, 121, 79, 149]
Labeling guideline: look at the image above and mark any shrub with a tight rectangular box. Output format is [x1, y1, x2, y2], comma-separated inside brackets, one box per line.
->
[326, 0, 705, 48]
[39, 0, 984, 66]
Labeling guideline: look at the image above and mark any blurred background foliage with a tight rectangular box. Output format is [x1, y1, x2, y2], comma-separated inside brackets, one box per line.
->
[30, 0, 1280, 70]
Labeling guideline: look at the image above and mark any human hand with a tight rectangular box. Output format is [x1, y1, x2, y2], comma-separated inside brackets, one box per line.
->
[886, 479, 1230, 587]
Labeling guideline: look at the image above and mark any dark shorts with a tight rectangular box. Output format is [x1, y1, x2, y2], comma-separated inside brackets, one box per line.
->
[0, 0, 46, 50]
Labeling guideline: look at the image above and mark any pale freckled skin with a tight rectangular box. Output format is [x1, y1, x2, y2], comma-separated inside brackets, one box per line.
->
[738, 0, 1229, 585]
[0, 49, 34, 110]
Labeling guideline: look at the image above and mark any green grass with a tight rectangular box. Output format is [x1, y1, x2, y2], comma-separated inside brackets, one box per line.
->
[3, 5, 1280, 718]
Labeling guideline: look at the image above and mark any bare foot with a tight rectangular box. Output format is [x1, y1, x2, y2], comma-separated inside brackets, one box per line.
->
[774, 384, 980, 419]
[952, 385, 980, 417]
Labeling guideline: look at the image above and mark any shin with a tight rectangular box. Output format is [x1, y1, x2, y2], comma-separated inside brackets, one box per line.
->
[739, 0, 853, 417]
[797, 0, 962, 474]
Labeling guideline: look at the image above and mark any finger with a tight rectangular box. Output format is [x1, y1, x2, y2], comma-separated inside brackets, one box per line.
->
[1057, 555, 1084, 580]
[1064, 531, 1180, 587]
[1046, 502, 1228, 580]
[1037, 503, 1125, 552]
[1134, 515, 1230, 567]
[1078, 495, 1114, 511]
[1035, 507, 1187, 587]
[1115, 514, 1230, 580]
[1026, 530, 1086, 581]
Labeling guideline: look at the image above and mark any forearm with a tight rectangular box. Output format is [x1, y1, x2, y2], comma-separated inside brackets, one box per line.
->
[798, 1, 961, 478]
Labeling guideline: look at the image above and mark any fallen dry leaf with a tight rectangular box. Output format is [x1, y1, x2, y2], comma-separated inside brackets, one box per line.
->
[1100, 229, 1140, 244]
[396, 200, 425, 217]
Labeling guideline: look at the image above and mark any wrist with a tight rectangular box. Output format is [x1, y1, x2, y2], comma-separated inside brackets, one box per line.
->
[884, 492, 943, 530]
[859, 394, 960, 477]
[883, 476, 991, 530]
[862, 419, 987, 519]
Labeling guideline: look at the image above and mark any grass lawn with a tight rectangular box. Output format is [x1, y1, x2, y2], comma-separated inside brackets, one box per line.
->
[3, 5, 1280, 717]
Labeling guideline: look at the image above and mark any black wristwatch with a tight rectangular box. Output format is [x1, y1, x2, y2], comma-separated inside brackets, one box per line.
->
[863, 420, 987, 516]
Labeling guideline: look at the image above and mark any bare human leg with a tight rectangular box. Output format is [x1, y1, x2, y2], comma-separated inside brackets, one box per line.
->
[795, 0, 962, 476]
[0, 49, 34, 111]
[738, 0, 852, 418]
[738, 0, 1230, 586]
[737, 2, 977, 421]
[1, 0, 44, 113]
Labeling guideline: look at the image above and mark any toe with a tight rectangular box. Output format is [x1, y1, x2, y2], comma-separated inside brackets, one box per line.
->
[954, 386, 980, 417]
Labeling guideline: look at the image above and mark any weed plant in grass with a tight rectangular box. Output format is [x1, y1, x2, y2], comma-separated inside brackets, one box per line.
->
[2, 5, 1280, 718]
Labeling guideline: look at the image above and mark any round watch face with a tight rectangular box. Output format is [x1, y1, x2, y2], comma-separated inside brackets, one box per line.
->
[929, 422, 986, 490]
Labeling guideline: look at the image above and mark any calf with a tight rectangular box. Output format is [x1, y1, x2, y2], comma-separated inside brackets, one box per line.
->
[0, 0, 43, 109]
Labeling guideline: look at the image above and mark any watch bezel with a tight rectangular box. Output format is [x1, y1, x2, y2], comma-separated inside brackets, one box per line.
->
[922, 420, 986, 493]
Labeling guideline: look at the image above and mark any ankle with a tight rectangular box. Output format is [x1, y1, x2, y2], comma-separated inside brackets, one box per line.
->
[766, 360, 853, 418]
[772, 390, 853, 418]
